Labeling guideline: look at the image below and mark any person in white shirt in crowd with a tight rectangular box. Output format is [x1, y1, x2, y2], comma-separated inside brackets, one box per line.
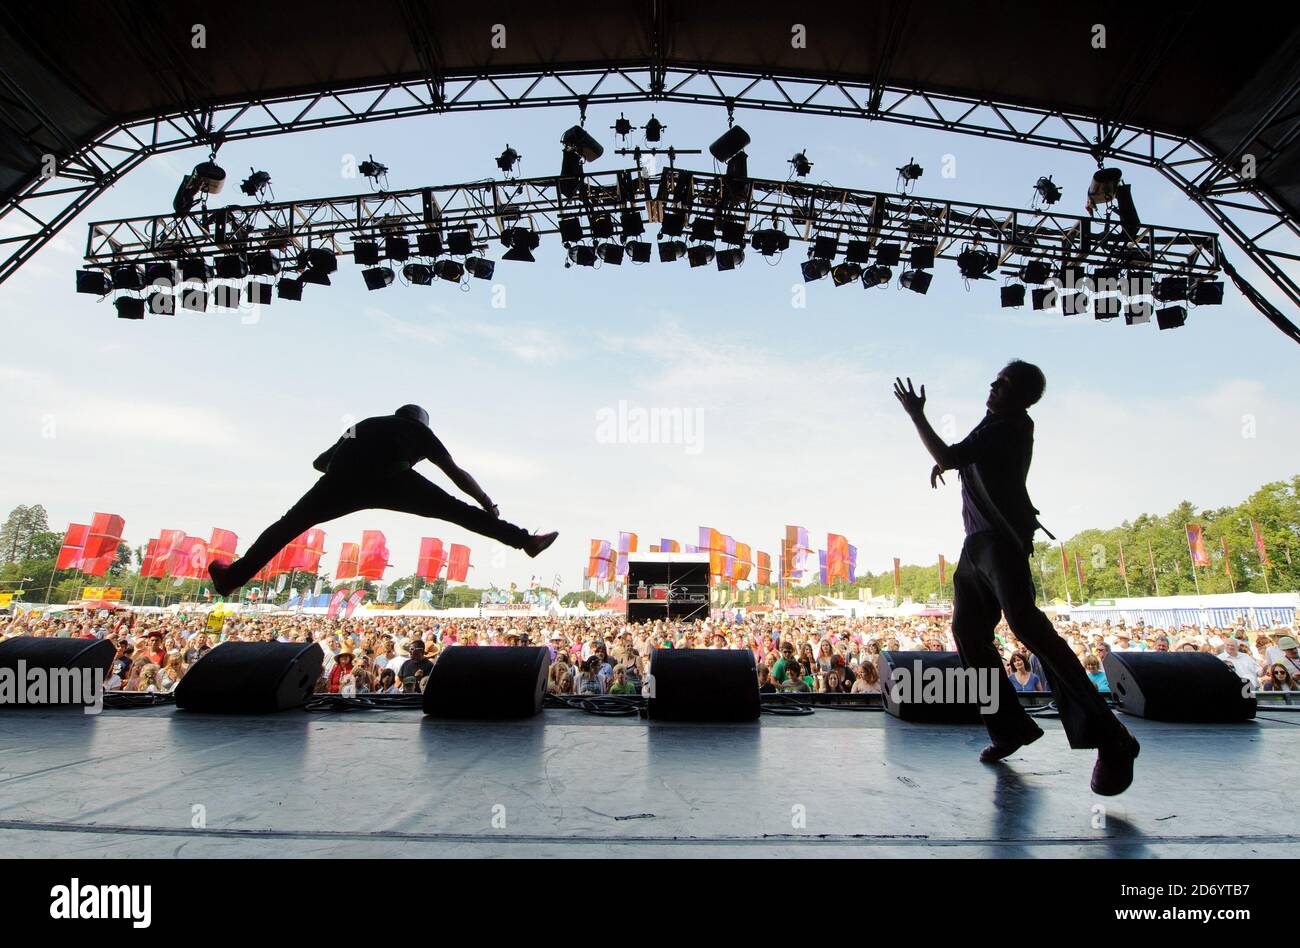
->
[1219, 636, 1261, 690]
[1264, 634, 1300, 679]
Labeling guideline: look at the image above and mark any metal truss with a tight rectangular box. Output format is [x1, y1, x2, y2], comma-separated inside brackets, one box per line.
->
[82, 166, 1222, 287]
[1, 64, 1292, 304]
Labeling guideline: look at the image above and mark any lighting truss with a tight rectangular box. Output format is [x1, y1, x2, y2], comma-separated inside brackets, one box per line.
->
[82, 167, 1222, 283]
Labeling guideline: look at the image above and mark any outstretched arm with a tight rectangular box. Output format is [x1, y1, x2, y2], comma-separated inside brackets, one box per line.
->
[426, 435, 499, 517]
[893, 377, 958, 472]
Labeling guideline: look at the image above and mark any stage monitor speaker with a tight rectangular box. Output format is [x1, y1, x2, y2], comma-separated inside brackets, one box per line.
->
[877, 651, 986, 723]
[175, 642, 323, 713]
[0, 637, 115, 707]
[1103, 651, 1255, 722]
[646, 648, 759, 722]
[422, 646, 549, 719]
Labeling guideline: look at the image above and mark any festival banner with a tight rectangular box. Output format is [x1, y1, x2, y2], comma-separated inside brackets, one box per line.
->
[336, 542, 360, 580]
[417, 537, 447, 581]
[847, 544, 858, 584]
[756, 551, 772, 585]
[140, 538, 159, 579]
[586, 539, 613, 580]
[734, 542, 752, 582]
[1221, 536, 1232, 578]
[938, 554, 947, 587]
[1186, 524, 1210, 567]
[358, 530, 390, 580]
[83, 512, 125, 561]
[659, 538, 680, 553]
[81, 587, 122, 601]
[893, 557, 901, 595]
[55, 523, 90, 570]
[1251, 520, 1270, 565]
[344, 588, 367, 618]
[1059, 542, 1069, 580]
[616, 532, 638, 577]
[284, 529, 325, 573]
[818, 549, 828, 585]
[208, 528, 239, 569]
[1074, 551, 1086, 590]
[447, 544, 472, 583]
[826, 534, 851, 583]
[327, 588, 349, 619]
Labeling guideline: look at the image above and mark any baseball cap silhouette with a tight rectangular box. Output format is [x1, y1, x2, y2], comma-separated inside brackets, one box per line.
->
[395, 404, 429, 426]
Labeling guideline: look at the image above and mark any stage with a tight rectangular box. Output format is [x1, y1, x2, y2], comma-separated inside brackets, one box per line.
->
[1, 705, 1297, 858]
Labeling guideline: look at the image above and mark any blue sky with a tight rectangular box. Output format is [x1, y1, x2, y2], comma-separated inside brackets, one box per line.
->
[2, 103, 1298, 591]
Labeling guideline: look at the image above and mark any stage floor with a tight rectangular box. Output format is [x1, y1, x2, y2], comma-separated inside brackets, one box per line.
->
[1, 704, 1297, 858]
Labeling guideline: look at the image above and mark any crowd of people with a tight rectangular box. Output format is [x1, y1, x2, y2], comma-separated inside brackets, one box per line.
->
[1, 608, 1297, 701]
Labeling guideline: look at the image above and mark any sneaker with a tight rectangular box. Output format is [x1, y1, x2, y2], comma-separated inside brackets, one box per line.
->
[524, 531, 559, 558]
[978, 722, 1044, 763]
[208, 561, 236, 597]
[1091, 728, 1140, 796]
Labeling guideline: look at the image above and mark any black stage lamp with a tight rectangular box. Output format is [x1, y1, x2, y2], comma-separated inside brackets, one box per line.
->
[299, 248, 337, 274]
[496, 145, 520, 173]
[875, 243, 901, 266]
[1060, 290, 1088, 316]
[144, 262, 176, 288]
[1031, 287, 1055, 310]
[417, 232, 444, 257]
[434, 259, 464, 282]
[447, 229, 474, 256]
[1127, 269, 1153, 297]
[1058, 265, 1085, 290]
[1094, 295, 1123, 319]
[845, 240, 872, 263]
[589, 213, 615, 239]
[690, 217, 716, 242]
[561, 125, 604, 163]
[180, 258, 212, 283]
[385, 236, 410, 261]
[719, 219, 746, 245]
[362, 267, 394, 291]
[957, 247, 997, 281]
[277, 277, 304, 301]
[750, 228, 790, 256]
[900, 269, 932, 294]
[568, 245, 598, 268]
[621, 211, 645, 237]
[716, 248, 744, 271]
[214, 255, 248, 279]
[1000, 284, 1026, 308]
[687, 245, 715, 268]
[301, 267, 331, 286]
[501, 228, 540, 263]
[831, 262, 862, 286]
[1034, 175, 1062, 205]
[245, 280, 273, 305]
[181, 287, 208, 312]
[247, 252, 280, 277]
[147, 291, 175, 315]
[403, 264, 433, 285]
[644, 115, 664, 142]
[465, 256, 495, 280]
[559, 150, 583, 197]
[213, 284, 241, 309]
[110, 265, 144, 291]
[239, 169, 272, 199]
[626, 240, 652, 263]
[1021, 261, 1051, 284]
[1154, 276, 1189, 302]
[352, 241, 380, 266]
[558, 216, 583, 244]
[1156, 305, 1187, 330]
[114, 296, 145, 320]
[657, 240, 686, 263]
[1191, 280, 1224, 305]
[812, 234, 838, 260]
[909, 244, 936, 269]
[660, 210, 686, 237]
[673, 170, 694, 204]
[801, 258, 831, 282]
[862, 265, 892, 288]
[709, 125, 751, 163]
[597, 243, 624, 266]
[1125, 300, 1153, 325]
[789, 150, 813, 177]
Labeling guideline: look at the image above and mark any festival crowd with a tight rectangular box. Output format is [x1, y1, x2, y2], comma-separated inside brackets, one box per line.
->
[1, 608, 1298, 700]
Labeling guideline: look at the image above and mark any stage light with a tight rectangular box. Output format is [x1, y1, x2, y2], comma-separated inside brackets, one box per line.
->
[1090, 266, 1124, 294]
[402, 263, 433, 285]
[568, 245, 598, 267]
[559, 150, 583, 197]
[845, 240, 871, 263]
[900, 269, 932, 294]
[448, 230, 474, 256]
[690, 217, 716, 242]
[716, 248, 744, 271]
[351, 240, 377, 266]
[1060, 290, 1088, 315]
[465, 256, 495, 280]
[301, 267, 331, 286]
[500, 227, 540, 263]
[1033, 175, 1061, 206]
[862, 265, 892, 288]
[558, 216, 583, 244]
[709, 125, 751, 163]
[687, 245, 715, 268]
[813, 234, 838, 260]
[1031, 287, 1055, 310]
[1125, 300, 1153, 325]
[180, 258, 213, 283]
[957, 247, 996, 281]
[358, 154, 388, 183]
[214, 255, 248, 279]
[111, 264, 144, 291]
[719, 219, 746, 245]
[1094, 295, 1123, 319]
[801, 258, 831, 282]
[896, 157, 923, 191]
[561, 125, 604, 163]
[657, 240, 686, 263]
[621, 211, 645, 237]
[626, 240, 652, 263]
[875, 243, 901, 266]
[660, 209, 686, 236]
[1086, 167, 1122, 210]
[1191, 280, 1224, 305]
[417, 232, 444, 257]
[723, 153, 749, 194]
[277, 277, 304, 301]
[434, 259, 464, 282]
[1156, 305, 1187, 330]
[909, 244, 936, 269]
[385, 236, 410, 261]
[213, 284, 241, 309]
[644, 115, 665, 142]
[750, 228, 790, 256]
[245, 280, 273, 305]
[1154, 276, 1189, 302]
[247, 252, 280, 276]
[1115, 183, 1142, 237]
[590, 213, 615, 239]
[597, 243, 624, 265]
[496, 145, 521, 173]
[239, 168, 272, 199]
[299, 248, 337, 274]
[181, 287, 208, 312]
[1021, 260, 1051, 284]
[147, 291, 175, 315]
[831, 262, 862, 286]
[144, 261, 176, 287]
[114, 296, 145, 320]
[1000, 283, 1026, 308]
[361, 267, 394, 291]
[173, 160, 226, 215]
[789, 150, 813, 177]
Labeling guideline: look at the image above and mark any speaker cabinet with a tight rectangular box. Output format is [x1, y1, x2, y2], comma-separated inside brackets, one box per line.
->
[422, 646, 549, 719]
[0, 637, 115, 707]
[175, 642, 323, 713]
[876, 651, 985, 723]
[646, 648, 759, 722]
[1103, 651, 1256, 722]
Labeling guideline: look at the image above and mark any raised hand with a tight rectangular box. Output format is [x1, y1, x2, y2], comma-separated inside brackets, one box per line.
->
[930, 464, 946, 489]
[893, 377, 927, 417]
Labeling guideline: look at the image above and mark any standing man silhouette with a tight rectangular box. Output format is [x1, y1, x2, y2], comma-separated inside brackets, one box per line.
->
[208, 405, 558, 596]
[894, 362, 1139, 795]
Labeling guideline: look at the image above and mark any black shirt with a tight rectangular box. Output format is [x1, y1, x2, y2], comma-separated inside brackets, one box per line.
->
[314, 415, 447, 478]
[950, 409, 1041, 552]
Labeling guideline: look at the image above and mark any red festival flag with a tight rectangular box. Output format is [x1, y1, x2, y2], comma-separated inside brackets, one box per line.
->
[327, 589, 349, 619]
[55, 523, 89, 570]
[208, 529, 239, 569]
[892, 557, 901, 593]
[417, 537, 447, 581]
[1251, 521, 1270, 565]
[1074, 551, 1086, 590]
[1221, 536, 1232, 578]
[447, 544, 472, 583]
[336, 542, 360, 580]
[358, 530, 389, 580]
[1186, 524, 1210, 567]
[756, 551, 772, 585]
[83, 513, 125, 561]
[344, 588, 367, 619]
[938, 554, 947, 586]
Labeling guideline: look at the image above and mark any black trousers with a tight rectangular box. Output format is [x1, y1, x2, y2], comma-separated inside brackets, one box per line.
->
[951, 531, 1125, 750]
[223, 469, 531, 589]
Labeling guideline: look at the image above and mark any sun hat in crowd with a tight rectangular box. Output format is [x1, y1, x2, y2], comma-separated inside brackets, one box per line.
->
[1278, 635, 1299, 650]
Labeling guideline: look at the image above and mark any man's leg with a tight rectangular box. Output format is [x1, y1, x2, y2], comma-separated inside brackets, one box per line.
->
[974, 534, 1127, 750]
[370, 470, 531, 549]
[952, 537, 1039, 746]
[221, 477, 364, 589]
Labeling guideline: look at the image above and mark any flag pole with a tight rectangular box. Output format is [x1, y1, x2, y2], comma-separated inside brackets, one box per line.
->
[1184, 525, 1203, 595]
[1117, 538, 1131, 597]
[1147, 538, 1160, 596]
